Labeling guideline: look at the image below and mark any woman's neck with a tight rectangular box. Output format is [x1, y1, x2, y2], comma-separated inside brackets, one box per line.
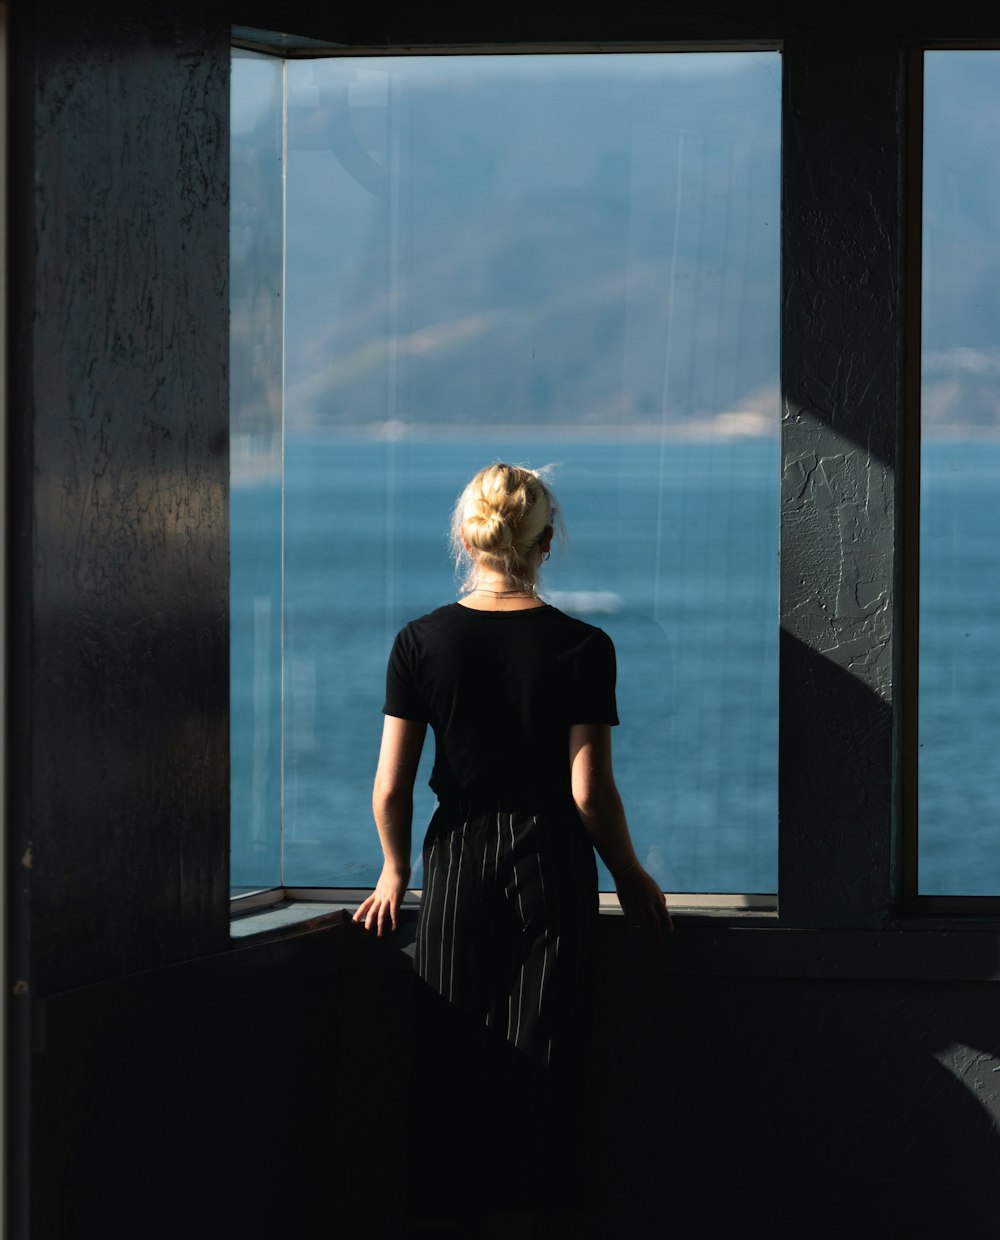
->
[459, 574, 545, 611]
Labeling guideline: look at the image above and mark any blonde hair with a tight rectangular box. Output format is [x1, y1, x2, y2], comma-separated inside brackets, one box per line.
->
[451, 463, 559, 593]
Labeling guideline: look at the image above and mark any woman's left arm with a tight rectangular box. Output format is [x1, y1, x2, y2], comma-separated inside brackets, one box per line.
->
[570, 722, 674, 942]
[353, 715, 427, 936]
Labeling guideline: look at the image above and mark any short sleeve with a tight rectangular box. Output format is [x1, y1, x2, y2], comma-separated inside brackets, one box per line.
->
[569, 628, 620, 725]
[383, 626, 429, 721]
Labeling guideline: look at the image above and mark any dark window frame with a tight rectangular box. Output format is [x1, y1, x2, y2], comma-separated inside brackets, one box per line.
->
[229, 25, 1000, 926]
[900, 44, 1000, 916]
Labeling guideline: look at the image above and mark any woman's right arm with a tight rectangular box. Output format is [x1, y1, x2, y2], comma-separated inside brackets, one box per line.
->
[353, 714, 427, 936]
[569, 722, 674, 942]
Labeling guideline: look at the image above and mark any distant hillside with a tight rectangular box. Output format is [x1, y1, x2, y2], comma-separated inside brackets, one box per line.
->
[234, 52, 1000, 440]
[923, 350, 1000, 437]
[280, 55, 782, 433]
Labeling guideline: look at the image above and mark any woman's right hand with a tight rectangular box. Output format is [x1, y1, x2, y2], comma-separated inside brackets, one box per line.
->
[353, 863, 411, 937]
[614, 863, 674, 944]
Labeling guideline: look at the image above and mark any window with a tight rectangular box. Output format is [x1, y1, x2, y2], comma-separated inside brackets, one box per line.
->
[230, 49, 283, 894]
[230, 47, 781, 899]
[917, 50, 1000, 899]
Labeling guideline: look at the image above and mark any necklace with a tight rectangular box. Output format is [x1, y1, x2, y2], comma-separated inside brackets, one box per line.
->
[471, 586, 538, 599]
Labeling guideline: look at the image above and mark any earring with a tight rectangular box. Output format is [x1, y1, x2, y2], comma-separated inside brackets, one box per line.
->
[543, 550, 550, 562]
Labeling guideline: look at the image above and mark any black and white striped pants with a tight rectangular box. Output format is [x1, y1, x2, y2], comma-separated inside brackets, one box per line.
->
[408, 805, 598, 1211]
[414, 802, 599, 1068]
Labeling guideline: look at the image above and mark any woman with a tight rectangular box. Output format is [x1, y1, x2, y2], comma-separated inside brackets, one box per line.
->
[353, 463, 671, 1231]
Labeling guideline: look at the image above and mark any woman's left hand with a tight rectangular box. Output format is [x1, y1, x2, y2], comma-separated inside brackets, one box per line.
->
[353, 863, 411, 937]
[615, 864, 674, 944]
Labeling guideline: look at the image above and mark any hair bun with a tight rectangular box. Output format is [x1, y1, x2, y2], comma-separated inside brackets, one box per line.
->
[464, 504, 513, 554]
[452, 461, 558, 594]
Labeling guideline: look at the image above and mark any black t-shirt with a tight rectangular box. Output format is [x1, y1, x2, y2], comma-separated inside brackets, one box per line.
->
[384, 602, 619, 810]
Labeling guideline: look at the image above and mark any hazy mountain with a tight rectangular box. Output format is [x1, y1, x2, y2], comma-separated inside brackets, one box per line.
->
[280, 53, 782, 435]
[233, 50, 1000, 440]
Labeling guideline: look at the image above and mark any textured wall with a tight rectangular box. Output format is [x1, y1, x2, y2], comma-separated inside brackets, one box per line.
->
[779, 38, 902, 926]
[11, 2, 232, 998]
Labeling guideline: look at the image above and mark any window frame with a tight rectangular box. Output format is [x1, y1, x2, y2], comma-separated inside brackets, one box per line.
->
[900, 44, 1000, 916]
[229, 27, 1000, 926]
[229, 35, 784, 913]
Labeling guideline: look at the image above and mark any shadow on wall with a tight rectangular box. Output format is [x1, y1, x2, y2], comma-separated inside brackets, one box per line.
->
[585, 946, 1000, 1239]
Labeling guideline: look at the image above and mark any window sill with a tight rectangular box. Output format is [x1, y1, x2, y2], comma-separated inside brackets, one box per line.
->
[228, 898, 777, 946]
[230, 899, 356, 941]
[229, 895, 1000, 982]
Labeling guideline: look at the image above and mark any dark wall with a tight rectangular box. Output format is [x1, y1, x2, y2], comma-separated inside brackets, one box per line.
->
[9, 2, 1000, 1239]
[26, 914, 1000, 1239]
[10, 1, 232, 1000]
[9, 3, 232, 1233]
[27, 924, 365, 1238]
[588, 931, 1000, 1238]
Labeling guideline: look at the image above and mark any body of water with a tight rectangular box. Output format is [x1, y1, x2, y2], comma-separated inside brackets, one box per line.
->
[231, 436, 1000, 897]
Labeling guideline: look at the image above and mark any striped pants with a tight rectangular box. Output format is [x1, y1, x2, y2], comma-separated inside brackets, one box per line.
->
[414, 803, 599, 1066]
[410, 804, 599, 1210]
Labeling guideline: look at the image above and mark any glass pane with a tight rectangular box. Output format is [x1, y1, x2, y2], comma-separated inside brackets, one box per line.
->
[280, 52, 781, 892]
[920, 52, 1000, 895]
[230, 51, 284, 893]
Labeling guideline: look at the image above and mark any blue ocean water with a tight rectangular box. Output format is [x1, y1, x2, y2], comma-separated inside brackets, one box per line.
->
[919, 441, 1000, 894]
[231, 436, 1000, 897]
